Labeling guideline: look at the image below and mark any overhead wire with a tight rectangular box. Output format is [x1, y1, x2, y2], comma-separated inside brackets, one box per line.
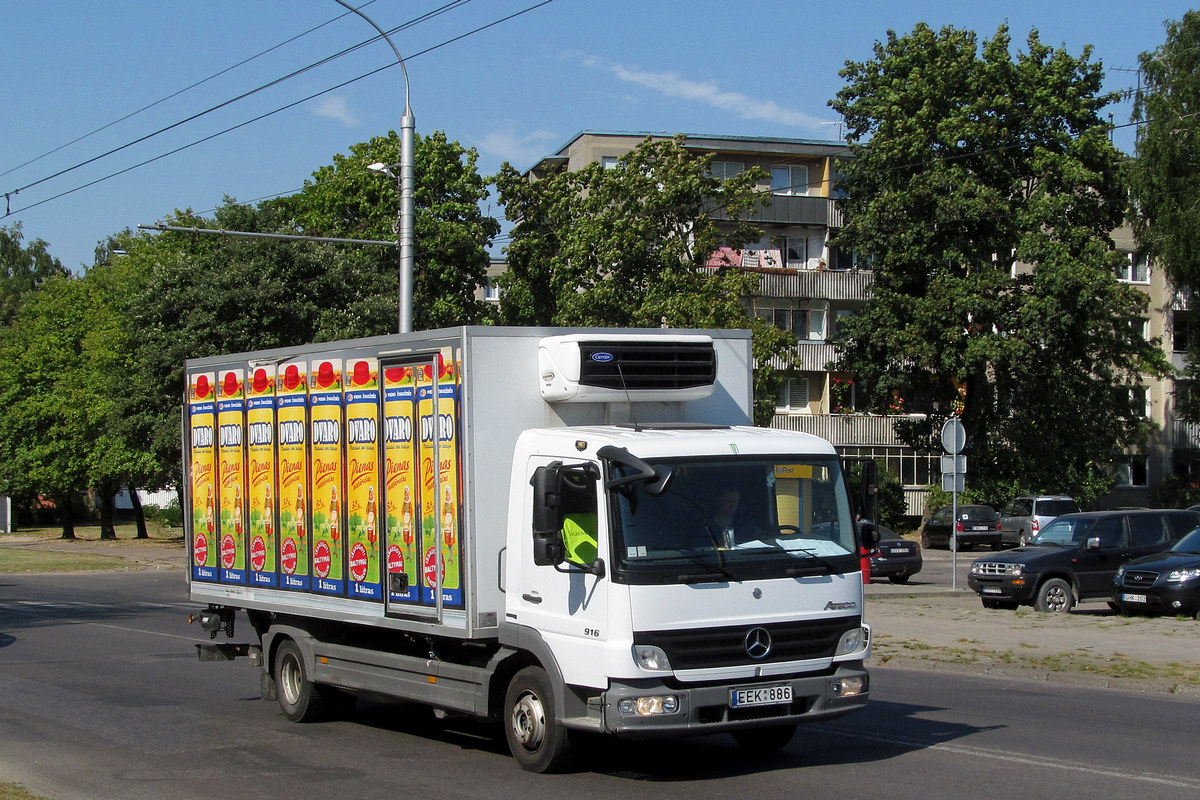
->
[0, 0, 385, 181]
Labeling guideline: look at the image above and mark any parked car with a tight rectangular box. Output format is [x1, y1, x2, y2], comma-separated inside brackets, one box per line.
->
[999, 495, 1080, 546]
[1111, 527, 1200, 619]
[921, 505, 1002, 550]
[967, 508, 1200, 612]
[869, 525, 923, 584]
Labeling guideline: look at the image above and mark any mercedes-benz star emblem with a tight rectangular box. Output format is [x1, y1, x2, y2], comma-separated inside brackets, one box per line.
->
[744, 627, 772, 659]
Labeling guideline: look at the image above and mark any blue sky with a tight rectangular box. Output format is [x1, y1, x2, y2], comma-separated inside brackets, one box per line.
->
[2, 0, 1193, 270]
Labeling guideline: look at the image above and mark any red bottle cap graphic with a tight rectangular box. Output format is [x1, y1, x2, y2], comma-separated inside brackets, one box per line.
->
[283, 364, 301, 391]
[252, 368, 270, 394]
[316, 361, 337, 388]
[195, 374, 211, 399]
[353, 360, 371, 386]
[222, 371, 240, 397]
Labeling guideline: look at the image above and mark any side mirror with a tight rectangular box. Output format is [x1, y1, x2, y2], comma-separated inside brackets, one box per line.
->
[860, 520, 880, 550]
[531, 464, 565, 566]
[1085, 536, 1102, 551]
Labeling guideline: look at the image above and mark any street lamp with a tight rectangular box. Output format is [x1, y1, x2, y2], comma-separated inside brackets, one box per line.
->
[337, 0, 415, 333]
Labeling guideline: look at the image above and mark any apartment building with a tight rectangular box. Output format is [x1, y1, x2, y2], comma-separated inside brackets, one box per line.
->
[519, 131, 1184, 513]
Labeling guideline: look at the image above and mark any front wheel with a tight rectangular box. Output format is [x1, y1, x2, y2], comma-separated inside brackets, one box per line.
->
[504, 666, 575, 773]
[1034, 578, 1074, 613]
[731, 723, 798, 751]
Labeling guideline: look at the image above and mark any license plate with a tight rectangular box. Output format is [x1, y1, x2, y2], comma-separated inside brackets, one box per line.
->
[970, 525, 989, 531]
[730, 684, 792, 708]
[886, 547, 907, 555]
[1122, 593, 1148, 604]
[981, 587, 1001, 594]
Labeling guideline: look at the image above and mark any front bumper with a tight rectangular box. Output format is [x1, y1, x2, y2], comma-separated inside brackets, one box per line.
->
[1111, 582, 1200, 616]
[594, 663, 869, 737]
[968, 573, 1037, 603]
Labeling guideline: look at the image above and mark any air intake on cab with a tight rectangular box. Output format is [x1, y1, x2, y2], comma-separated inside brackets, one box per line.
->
[538, 334, 717, 403]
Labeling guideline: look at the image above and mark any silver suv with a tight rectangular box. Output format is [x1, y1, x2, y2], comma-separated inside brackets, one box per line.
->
[1000, 495, 1080, 546]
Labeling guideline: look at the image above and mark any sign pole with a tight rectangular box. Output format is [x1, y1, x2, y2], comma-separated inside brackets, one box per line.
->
[941, 419, 967, 591]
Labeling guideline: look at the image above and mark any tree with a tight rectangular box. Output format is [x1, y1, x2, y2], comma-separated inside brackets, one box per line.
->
[495, 134, 797, 423]
[830, 25, 1168, 505]
[1126, 11, 1200, 419]
[278, 129, 500, 331]
[0, 272, 151, 537]
[0, 222, 68, 325]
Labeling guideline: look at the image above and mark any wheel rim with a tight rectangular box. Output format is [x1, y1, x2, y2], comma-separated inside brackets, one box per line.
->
[1045, 584, 1068, 612]
[280, 653, 303, 706]
[510, 689, 546, 752]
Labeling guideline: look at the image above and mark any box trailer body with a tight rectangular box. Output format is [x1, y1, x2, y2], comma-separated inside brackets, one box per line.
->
[185, 326, 874, 771]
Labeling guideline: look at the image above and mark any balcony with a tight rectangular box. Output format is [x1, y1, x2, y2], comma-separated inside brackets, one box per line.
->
[769, 413, 915, 447]
[708, 195, 843, 228]
[1173, 420, 1200, 450]
[753, 268, 874, 302]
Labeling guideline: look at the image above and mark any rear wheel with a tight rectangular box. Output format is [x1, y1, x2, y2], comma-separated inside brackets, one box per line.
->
[920, 531, 930, 549]
[275, 639, 330, 722]
[731, 723, 798, 751]
[505, 666, 575, 773]
[1034, 578, 1074, 613]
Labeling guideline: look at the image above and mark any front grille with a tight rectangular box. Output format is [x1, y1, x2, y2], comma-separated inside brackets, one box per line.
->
[577, 341, 716, 390]
[1119, 570, 1159, 587]
[972, 562, 1012, 575]
[634, 616, 859, 669]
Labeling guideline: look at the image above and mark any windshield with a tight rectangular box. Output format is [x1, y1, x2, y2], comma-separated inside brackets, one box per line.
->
[1032, 517, 1094, 546]
[609, 455, 857, 584]
[1172, 528, 1200, 554]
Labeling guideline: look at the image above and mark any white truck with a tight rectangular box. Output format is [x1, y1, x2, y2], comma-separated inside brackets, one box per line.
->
[184, 326, 877, 772]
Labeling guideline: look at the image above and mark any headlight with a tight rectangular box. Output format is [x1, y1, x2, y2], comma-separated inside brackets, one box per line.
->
[1115, 565, 1125, 581]
[617, 695, 679, 716]
[834, 626, 870, 657]
[633, 645, 672, 671]
[1166, 567, 1200, 583]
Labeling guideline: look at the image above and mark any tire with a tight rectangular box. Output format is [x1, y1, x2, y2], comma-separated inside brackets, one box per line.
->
[274, 639, 331, 722]
[731, 723, 798, 751]
[1034, 578, 1074, 613]
[920, 531, 930, 549]
[888, 574, 910, 585]
[1019, 530, 1031, 546]
[504, 666, 575, 773]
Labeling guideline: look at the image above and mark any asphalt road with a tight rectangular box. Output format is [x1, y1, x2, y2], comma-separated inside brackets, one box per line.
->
[2, 571, 1199, 799]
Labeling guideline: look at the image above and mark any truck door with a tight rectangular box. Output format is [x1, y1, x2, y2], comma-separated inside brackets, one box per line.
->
[517, 457, 610, 689]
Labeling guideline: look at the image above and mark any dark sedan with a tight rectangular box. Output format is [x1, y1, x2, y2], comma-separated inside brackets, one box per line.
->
[869, 525, 922, 584]
[1111, 527, 1200, 619]
[921, 504, 1002, 549]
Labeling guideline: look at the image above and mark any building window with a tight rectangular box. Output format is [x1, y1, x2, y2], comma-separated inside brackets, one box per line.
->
[601, 156, 620, 169]
[709, 161, 745, 180]
[755, 300, 829, 341]
[1115, 252, 1149, 283]
[483, 277, 501, 302]
[834, 245, 872, 271]
[771, 165, 809, 196]
[771, 233, 826, 270]
[777, 378, 810, 412]
[1131, 387, 1151, 418]
[1173, 310, 1193, 353]
[1115, 455, 1149, 487]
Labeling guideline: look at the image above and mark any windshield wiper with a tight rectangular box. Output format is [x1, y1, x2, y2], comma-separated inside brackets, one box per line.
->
[673, 556, 736, 583]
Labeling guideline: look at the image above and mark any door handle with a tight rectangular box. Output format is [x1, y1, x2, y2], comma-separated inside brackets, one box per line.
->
[522, 593, 542, 604]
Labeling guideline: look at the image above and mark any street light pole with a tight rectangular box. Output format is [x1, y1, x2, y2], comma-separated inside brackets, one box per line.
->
[336, 0, 415, 333]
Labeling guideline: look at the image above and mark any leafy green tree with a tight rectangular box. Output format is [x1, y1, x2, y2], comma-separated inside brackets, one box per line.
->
[278, 129, 500, 331]
[0, 271, 151, 538]
[495, 134, 796, 424]
[1127, 11, 1200, 419]
[0, 222, 68, 325]
[830, 24, 1168, 506]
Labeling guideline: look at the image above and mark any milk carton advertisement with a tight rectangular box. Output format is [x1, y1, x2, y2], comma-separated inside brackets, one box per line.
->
[383, 365, 419, 604]
[417, 354, 463, 608]
[216, 369, 248, 584]
[309, 359, 345, 596]
[246, 365, 278, 588]
[345, 357, 382, 601]
[276, 360, 310, 591]
[188, 372, 218, 582]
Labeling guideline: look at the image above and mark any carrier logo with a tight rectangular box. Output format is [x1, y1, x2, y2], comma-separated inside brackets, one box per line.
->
[744, 627, 773, 660]
[590, 352, 614, 363]
[824, 601, 858, 611]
